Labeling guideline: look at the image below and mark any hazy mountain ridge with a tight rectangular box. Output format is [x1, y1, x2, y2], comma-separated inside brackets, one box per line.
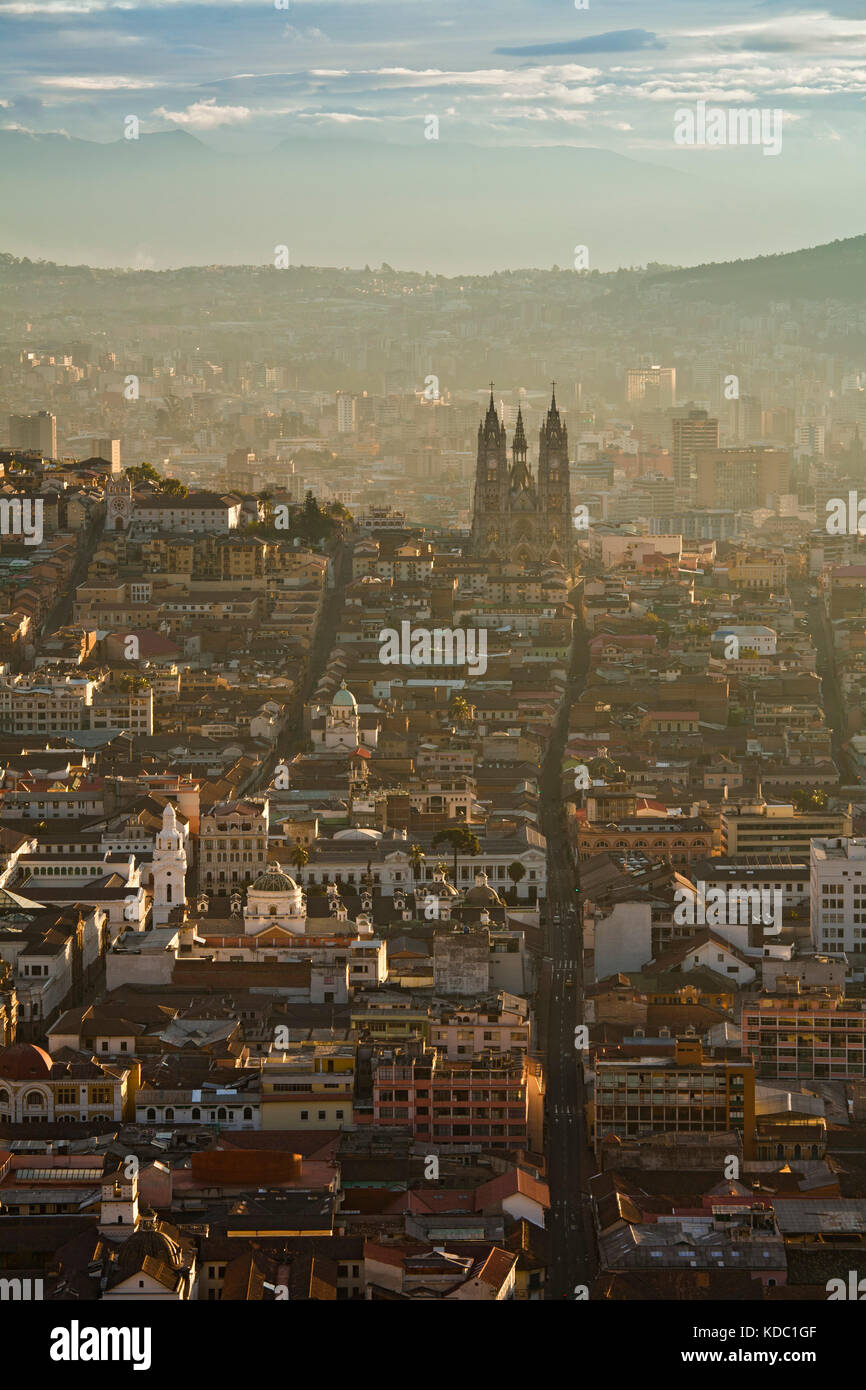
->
[0, 232, 863, 306]
[0, 129, 859, 276]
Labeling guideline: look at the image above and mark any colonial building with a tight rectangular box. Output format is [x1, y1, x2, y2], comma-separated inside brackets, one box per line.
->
[0, 1042, 138, 1123]
[471, 388, 573, 570]
[199, 800, 269, 890]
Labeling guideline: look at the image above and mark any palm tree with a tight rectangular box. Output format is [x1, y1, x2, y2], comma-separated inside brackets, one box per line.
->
[448, 694, 473, 727]
[432, 826, 481, 888]
[507, 861, 526, 903]
[289, 841, 309, 880]
[408, 843, 426, 889]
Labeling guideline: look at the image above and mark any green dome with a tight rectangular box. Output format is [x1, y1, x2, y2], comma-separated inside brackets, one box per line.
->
[251, 865, 298, 893]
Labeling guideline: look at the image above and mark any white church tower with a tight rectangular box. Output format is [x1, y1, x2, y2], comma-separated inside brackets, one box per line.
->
[152, 802, 187, 926]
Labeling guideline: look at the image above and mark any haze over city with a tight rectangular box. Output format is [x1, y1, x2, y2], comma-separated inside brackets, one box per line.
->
[2, 0, 866, 1353]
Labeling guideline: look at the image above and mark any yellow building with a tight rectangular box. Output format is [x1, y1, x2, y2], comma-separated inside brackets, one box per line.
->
[260, 1040, 355, 1130]
[729, 550, 787, 591]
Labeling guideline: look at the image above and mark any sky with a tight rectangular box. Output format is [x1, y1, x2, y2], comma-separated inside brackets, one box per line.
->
[2, 0, 865, 154]
[0, 0, 864, 268]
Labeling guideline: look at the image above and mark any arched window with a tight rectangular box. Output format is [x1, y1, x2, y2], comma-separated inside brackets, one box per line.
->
[25, 1090, 44, 1109]
[218, 1108, 227, 1121]
[243, 1107, 253, 1120]
[192, 1108, 200, 1120]
[165, 1108, 174, 1121]
[146, 1108, 156, 1121]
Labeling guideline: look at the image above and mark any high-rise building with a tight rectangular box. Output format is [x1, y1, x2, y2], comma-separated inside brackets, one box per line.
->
[810, 837, 866, 956]
[336, 392, 356, 434]
[626, 365, 676, 409]
[671, 408, 718, 501]
[66, 435, 121, 469]
[795, 423, 825, 458]
[9, 411, 57, 458]
[694, 447, 790, 509]
[471, 387, 573, 569]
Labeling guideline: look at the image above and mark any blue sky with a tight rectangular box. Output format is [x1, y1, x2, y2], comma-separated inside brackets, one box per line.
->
[1, 0, 865, 166]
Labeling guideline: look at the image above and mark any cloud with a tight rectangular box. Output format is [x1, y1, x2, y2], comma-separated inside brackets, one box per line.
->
[282, 25, 328, 42]
[297, 111, 381, 123]
[39, 75, 160, 89]
[496, 30, 666, 58]
[153, 97, 251, 128]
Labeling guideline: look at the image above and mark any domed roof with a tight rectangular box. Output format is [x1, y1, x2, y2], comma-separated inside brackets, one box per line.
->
[251, 864, 299, 893]
[331, 680, 357, 709]
[0, 1042, 53, 1081]
[428, 868, 459, 898]
[114, 1226, 181, 1278]
[464, 872, 504, 906]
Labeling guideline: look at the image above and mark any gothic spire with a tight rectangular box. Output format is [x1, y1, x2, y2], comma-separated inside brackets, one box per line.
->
[513, 405, 527, 453]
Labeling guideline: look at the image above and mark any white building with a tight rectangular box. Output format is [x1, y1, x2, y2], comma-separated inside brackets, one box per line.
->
[712, 624, 777, 656]
[810, 837, 866, 955]
[133, 491, 242, 534]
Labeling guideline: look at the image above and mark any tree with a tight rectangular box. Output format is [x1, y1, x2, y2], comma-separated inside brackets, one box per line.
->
[161, 477, 188, 498]
[432, 826, 481, 887]
[507, 861, 526, 903]
[125, 462, 161, 487]
[408, 843, 426, 888]
[791, 787, 828, 813]
[289, 842, 309, 876]
[449, 695, 473, 726]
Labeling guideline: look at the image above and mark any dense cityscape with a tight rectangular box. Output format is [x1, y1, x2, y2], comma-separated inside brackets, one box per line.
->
[0, 235, 864, 1325]
[2, 0, 866, 1363]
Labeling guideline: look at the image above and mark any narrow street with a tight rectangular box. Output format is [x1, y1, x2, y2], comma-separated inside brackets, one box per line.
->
[538, 614, 597, 1298]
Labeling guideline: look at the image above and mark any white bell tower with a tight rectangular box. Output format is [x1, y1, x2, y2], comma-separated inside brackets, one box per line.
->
[152, 802, 187, 926]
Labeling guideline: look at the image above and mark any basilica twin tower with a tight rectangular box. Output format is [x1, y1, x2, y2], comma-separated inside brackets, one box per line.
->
[470, 387, 574, 571]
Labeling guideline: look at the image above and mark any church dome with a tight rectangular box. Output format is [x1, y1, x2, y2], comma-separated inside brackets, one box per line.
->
[0, 1042, 53, 1080]
[331, 680, 358, 710]
[114, 1226, 182, 1278]
[251, 864, 299, 893]
[464, 872, 504, 906]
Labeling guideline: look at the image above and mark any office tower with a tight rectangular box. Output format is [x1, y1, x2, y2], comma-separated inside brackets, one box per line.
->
[671, 408, 718, 501]
[694, 447, 791, 509]
[731, 393, 763, 443]
[9, 411, 57, 458]
[626, 365, 676, 409]
[795, 423, 825, 458]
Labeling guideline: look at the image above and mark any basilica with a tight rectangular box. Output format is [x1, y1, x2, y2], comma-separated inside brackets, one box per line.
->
[470, 387, 574, 571]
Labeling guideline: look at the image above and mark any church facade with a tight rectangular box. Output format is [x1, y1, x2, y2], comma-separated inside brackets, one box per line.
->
[471, 388, 573, 571]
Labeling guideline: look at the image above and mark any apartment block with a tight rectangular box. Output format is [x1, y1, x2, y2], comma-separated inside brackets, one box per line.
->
[592, 1038, 755, 1158]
